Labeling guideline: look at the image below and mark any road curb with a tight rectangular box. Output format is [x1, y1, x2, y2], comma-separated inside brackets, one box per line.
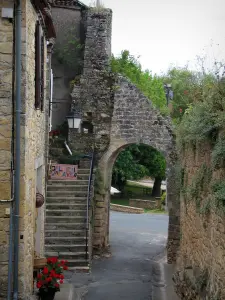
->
[152, 257, 179, 300]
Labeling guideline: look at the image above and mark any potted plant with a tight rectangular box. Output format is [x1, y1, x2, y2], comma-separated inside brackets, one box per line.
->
[36, 257, 68, 300]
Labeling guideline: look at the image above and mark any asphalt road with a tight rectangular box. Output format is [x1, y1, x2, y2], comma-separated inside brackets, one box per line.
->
[67, 211, 169, 300]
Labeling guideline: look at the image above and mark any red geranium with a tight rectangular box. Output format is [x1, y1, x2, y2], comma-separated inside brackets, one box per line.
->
[43, 267, 49, 275]
[36, 257, 67, 294]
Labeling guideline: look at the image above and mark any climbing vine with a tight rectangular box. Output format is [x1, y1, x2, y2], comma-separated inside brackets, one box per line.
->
[54, 27, 83, 69]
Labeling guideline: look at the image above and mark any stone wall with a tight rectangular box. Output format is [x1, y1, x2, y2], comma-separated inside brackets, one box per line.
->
[110, 204, 144, 214]
[129, 199, 161, 210]
[0, 1, 50, 299]
[174, 142, 225, 299]
[68, 8, 180, 262]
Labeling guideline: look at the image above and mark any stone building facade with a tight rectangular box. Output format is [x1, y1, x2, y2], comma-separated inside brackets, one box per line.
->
[174, 142, 225, 299]
[0, 1, 55, 299]
[67, 9, 180, 263]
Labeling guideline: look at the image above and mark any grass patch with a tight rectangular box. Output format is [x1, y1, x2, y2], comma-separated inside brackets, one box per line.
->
[111, 198, 129, 206]
[144, 208, 167, 214]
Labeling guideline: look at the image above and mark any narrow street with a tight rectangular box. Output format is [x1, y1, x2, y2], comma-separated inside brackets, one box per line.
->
[66, 212, 171, 300]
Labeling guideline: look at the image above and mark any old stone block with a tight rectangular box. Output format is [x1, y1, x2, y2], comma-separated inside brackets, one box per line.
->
[0, 42, 12, 54]
[96, 201, 105, 208]
[94, 220, 104, 227]
[0, 218, 9, 232]
[0, 170, 10, 181]
[0, 138, 11, 151]
[95, 194, 104, 201]
[0, 181, 10, 199]
[94, 226, 104, 233]
[0, 31, 13, 43]
[0, 231, 8, 244]
[95, 214, 103, 220]
[0, 125, 12, 138]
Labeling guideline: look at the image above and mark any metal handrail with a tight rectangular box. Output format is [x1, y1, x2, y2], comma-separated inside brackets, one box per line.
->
[85, 151, 95, 260]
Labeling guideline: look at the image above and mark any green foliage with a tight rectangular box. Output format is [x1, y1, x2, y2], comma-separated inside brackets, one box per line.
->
[111, 50, 167, 112]
[176, 77, 225, 150]
[184, 164, 212, 211]
[211, 137, 225, 169]
[54, 27, 83, 69]
[212, 180, 225, 210]
[161, 192, 166, 206]
[112, 144, 166, 190]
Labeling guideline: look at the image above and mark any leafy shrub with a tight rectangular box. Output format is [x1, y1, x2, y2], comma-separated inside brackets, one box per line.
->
[111, 50, 167, 112]
[177, 76, 225, 150]
[161, 192, 166, 206]
[211, 137, 225, 169]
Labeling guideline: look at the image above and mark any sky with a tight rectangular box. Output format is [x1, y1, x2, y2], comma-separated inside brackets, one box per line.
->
[83, 0, 225, 74]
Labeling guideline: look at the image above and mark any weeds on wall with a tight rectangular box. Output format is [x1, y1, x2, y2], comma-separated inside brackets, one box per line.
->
[183, 164, 212, 213]
[176, 74, 225, 151]
[211, 180, 225, 215]
[211, 137, 225, 169]
[54, 27, 83, 69]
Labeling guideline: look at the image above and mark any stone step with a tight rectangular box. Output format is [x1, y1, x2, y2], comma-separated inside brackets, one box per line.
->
[69, 266, 89, 272]
[45, 216, 86, 223]
[48, 180, 89, 186]
[67, 259, 89, 267]
[45, 244, 87, 252]
[46, 209, 86, 217]
[45, 236, 87, 245]
[45, 229, 86, 237]
[77, 169, 90, 174]
[79, 160, 91, 169]
[46, 203, 87, 210]
[77, 174, 89, 180]
[47, 185, 88, 192]
[45, 223, 86, 230]
[45, 251, 88, 260]
[46, 197, 86, 204]
[47, 190, 88, 197]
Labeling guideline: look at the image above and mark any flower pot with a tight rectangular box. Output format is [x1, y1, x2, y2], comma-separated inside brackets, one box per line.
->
[39, 288, 56, 300]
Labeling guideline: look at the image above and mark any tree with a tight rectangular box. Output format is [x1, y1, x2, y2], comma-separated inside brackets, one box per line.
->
[112, 146, 149, 192]
[130, 144, 166, 197]
[111, 50, 168, 112]
[112, 144, 166, 197]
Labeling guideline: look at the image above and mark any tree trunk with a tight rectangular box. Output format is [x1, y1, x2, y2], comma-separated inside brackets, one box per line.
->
[151, 177, 162, 197]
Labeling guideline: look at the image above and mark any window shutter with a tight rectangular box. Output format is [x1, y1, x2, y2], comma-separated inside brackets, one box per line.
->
[35, 21, 41, 109]
[40, 36, 44, 111]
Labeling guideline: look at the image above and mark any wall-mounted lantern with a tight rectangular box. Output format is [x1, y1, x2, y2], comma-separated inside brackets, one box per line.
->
[164, 83, 173, 106]
[66, 110, 82, 129]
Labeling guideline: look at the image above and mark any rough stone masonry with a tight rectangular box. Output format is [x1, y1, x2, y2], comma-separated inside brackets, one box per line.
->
[69, 8, 180, 264]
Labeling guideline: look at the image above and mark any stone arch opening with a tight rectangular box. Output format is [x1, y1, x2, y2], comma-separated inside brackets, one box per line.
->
[91, 77, 180, 263]
[108, 143, 168, 243]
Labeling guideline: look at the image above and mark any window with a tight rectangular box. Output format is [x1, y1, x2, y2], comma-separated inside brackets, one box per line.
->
[35, 21, 44, 110]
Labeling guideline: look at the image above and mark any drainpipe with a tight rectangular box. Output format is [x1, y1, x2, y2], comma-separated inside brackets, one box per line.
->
[13, 0, 22, 299]
[0, 3, 16, 300]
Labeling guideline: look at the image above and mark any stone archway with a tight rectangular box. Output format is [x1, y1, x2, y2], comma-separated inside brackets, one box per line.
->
[63, 9, 180, 264]
[92, 76, 179, 263]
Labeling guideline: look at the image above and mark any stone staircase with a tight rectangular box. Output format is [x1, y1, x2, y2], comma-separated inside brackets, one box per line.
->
[45, 158, 93, 271]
